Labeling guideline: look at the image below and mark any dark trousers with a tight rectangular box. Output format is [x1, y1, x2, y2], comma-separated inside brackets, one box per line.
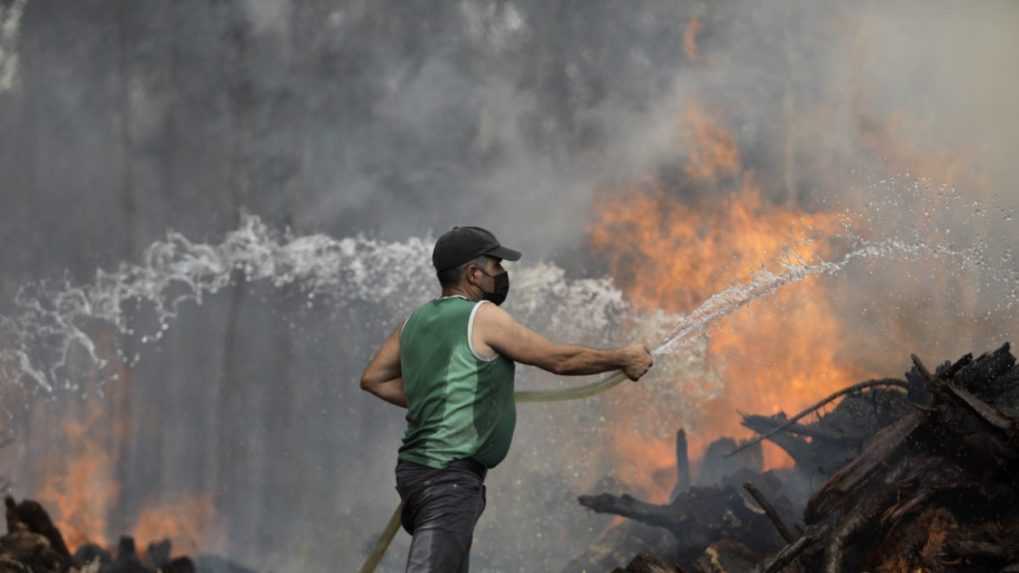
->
[395, 459, 487, 573]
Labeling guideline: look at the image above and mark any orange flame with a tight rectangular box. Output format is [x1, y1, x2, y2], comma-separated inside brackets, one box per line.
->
[38, 414, 223, 554]
[133, 494, 223, 556]
[682, 104, 741, 183]
[36, 337, 223, 556]
[590, 105, 867, 501]
[37, 406, 116, 549]
[684, 17, 703, 62]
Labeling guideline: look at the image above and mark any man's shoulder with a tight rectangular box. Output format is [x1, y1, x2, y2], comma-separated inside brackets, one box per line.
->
[473, 299, 510, 320]
[473, 301, 521, 338]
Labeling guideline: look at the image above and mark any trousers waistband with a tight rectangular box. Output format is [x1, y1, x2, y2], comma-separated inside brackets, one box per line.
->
[396, 457, 488, 481]
[446, 458, 488, 481]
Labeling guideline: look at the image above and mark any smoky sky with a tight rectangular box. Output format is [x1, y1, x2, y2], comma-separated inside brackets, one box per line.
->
[1, 1, 1018, 572]
[3, 1, 1018, 280]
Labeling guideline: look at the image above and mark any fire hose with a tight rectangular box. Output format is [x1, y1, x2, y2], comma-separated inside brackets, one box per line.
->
[357, 368, 634, 573]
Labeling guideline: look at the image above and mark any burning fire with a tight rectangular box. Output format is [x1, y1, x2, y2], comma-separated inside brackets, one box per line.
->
[38, 409, 223, 555]
[38, 405, 118, 550]
[683, 17, 703, 62]
[133, 494, 222, 555]
[590, 104, 867, 501]
[683, 103, 740, 184]
[36, 348, 223, 556]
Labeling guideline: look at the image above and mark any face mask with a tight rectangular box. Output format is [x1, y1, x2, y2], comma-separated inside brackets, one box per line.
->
[478, 269, 510, 306]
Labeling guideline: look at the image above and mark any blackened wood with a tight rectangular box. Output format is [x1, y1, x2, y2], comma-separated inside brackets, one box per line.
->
[581, 476, 791, 560]
[144, 539, 171, 568]
[953, 343, 1015, 392]
[700, 438, 762, 486]
[759, 524, 828, 573]
[73, 543, 112, 568]
[986, 366, 1019, 405]
[945, 383, 1014, 433]
[579, 493, 683, 532]
[740, 416, 855, 443]
[727, 380, 909, 458]
[822, 475, 899, 573]
[109, 536, 149, 573]
[0, 530, 66, 573]
[742, 483, 795, 543]
[805, 412, 923, 523]
[945, 540, 1008, 560]
[676, 429, 691, 495]
[162, 557, 197, 573]
[938, 352, 973, 378]
[910, 354, 934, 382]
[3, 497, 70, 560]
[612, 345, 1019, 572]
[739, 416, 851, 478]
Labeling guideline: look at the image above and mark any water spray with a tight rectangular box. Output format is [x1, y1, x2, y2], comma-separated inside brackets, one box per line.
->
[0, 214, 1007, 571]
[357, 238, 941, 572]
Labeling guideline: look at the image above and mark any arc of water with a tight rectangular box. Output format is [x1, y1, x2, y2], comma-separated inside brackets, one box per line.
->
[359, 238, 937, 573]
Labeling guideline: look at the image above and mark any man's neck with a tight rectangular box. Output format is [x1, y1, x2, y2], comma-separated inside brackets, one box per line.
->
[441, 286, 480, 301]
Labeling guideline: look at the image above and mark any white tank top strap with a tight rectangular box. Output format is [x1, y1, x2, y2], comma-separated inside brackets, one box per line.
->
[467, 300, 498, 362]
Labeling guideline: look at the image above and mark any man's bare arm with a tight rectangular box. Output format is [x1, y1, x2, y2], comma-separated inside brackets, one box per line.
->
[360, 326, 408, 408]
[475, 303, 652, 380]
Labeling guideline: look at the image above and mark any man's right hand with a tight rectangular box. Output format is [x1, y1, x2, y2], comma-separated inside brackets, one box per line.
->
[621, 343, 654, 381]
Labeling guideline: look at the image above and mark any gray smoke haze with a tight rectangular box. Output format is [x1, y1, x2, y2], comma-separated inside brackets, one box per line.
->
[1, 1, 1018, 572]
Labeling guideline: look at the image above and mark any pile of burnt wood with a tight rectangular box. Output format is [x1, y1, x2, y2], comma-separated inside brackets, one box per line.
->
[0, 496, 253, 573]
[570, 343, 1019, 573]
[0, 494, 194, 572]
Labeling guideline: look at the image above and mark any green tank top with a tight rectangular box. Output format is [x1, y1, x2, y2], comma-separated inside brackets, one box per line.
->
[398, 296, 517, 469]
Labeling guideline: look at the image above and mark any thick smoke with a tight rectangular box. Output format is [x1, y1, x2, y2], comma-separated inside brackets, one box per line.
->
[0, 0, 25, 92]
[0, 1, 1017, 572]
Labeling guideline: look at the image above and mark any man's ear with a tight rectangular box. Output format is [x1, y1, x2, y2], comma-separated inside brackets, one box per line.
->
[464, 264, 480, 287]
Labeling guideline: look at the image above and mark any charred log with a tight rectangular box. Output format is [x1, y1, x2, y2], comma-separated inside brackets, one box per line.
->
[74, 543, 112, 569]
[4, 496, 70, 561]
[698, 439, 762, 486]
[161, 557, 197, 573]
[579, 471, 795, 563]
[1, 496, 70, 573]
[674, 429, 691, 496]
[804, 411, 923, 522]
[741, 483, 794, 544]
[0, 496, 222, 573]
[604, 343, 1019, 573]
[758, 523, 827, 573]
[729, 379, 913, 458]
[781, 343, 1019, 572]
[106, 536, 148, 573]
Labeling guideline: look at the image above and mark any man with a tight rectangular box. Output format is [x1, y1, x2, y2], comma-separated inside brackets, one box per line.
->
[360, 225, 654, 572]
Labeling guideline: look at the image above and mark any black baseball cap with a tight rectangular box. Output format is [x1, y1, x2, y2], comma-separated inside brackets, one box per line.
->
[432, 226, 522, 271]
